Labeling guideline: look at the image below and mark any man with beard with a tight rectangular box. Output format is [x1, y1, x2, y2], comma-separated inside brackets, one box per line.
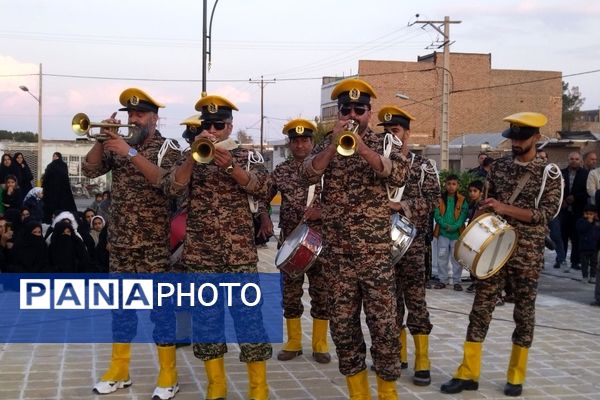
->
[377, 106, 440, 386]
[440, 112, 562, 397]
[82, 88, 182, 399]
[299, 78, 409, 399]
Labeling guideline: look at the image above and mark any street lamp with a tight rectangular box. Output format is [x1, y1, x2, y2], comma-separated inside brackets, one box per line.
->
[202, 0, 220, 97]
[18, 63, 43, 184]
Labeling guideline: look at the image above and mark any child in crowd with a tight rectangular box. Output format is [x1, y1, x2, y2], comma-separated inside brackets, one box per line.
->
[433, 174, 468, 290]
[464, 180, 484, 293]
[576, 204, 600, 283]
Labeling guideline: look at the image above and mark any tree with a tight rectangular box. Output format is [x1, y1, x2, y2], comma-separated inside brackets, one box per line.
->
[0, 130, 38, 142]
[562, 81, 585, 131]
[236, 129, 254, 145]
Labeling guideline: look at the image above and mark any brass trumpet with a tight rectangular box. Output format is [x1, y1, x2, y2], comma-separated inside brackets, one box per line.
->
[72, 112, 137, 141]
[191, 137, 238, 164]
[336, 119, 359, 156]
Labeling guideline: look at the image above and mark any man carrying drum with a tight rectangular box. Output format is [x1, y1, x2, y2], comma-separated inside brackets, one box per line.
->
[299, 78, 409, 399]
[259, 118, 331, 364]
[440, 112, 562, 397]
[378, 106, 440, 386]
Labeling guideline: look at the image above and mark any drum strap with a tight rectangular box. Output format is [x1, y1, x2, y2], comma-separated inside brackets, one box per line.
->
[307, 184, 316, 208]
[508, 172, 531, 205]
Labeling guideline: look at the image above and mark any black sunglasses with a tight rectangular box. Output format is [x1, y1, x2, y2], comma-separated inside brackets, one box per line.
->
[339, 105, 368, 116]
[201, 121, 227, 131]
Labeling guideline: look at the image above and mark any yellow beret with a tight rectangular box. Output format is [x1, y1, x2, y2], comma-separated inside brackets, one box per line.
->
[194, 94, 239, 120]
[119, 88, 165, 113]
[330, 78, 377, 104]
[282, 118, 317, 138]
[377, 105, 415, 128]
[502, 112, 547, 140]
[179, 114, 202, 126]
[503, 112, 548, 128]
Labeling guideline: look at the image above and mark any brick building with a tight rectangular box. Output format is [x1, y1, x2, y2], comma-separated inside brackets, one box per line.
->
[321, 52, 562, 146]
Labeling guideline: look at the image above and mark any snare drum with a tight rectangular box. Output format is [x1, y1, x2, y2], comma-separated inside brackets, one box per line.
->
[454, 213, 518, 279]
[275, 223, 323, 278]
[391, 213, 417, 265]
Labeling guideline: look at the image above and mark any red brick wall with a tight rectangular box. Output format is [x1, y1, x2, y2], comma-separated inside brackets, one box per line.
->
[358, 53, 562, 146]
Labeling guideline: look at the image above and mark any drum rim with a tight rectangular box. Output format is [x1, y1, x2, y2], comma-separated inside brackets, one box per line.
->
[455, 216, 519, 279]
[275, 223, 323, 270]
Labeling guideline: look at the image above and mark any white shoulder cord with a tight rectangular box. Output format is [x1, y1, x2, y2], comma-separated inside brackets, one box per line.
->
[157, 139, 183, 167]
[419, 158, 439, 197]
[246, 150, 265, 213]
[536, 162, 564, 220]
[382, 132, 406, 202]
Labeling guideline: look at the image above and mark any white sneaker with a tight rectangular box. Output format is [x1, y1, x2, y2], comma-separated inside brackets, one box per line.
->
[152, 383, 179, 400]
[92, 378, 132, 394]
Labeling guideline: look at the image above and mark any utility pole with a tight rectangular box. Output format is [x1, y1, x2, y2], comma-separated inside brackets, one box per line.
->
[413, 16, 461, 170]
[37, 63, 43, 184]
[249, 76, 276, 153]
[201, 0, 220, 97]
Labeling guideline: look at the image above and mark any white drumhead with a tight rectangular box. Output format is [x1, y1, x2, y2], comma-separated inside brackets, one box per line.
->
[275, 224, 308, 267]
[474, 229, 517, 277]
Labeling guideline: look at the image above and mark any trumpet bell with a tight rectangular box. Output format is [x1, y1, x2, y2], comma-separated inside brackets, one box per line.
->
[72, 113, 91, 136]
[191, 138, 215, 164]
[71, 112, 137, 141]
[337, 131, 358, 156]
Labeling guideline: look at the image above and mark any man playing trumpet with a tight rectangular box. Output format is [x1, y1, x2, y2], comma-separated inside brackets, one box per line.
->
[82, 88, 182, 399]
[165, 95, 272, 400]
[300, 78, 409, 399]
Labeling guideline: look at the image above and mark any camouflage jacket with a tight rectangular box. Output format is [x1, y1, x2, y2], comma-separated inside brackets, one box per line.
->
[268, 159, 322, 239]
[487, 156, 562, 243]
[391, 153, 440, 234]
[300, 129, 409, 254]
[166, 148, 270, 267]
[81, 133, 180, 251]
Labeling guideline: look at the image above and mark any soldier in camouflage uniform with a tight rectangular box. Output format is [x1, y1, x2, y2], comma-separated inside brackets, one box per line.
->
[377, 106, 440, 387]
[260, 118, 331, 364]
[299, 78, 409, 400]
[165, 95, 272, 400]
[82, 88, 181, 399]
[441, 112, 562, 397]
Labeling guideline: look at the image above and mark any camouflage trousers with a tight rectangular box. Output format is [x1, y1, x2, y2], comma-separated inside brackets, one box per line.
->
[188, 263, 273, 363]
[320, 250, 401, 380]
[109, 245, 174, 344]
[281, 260, 329, 320]
[466, 241, 543, 348]
[395, 234, 433, 335]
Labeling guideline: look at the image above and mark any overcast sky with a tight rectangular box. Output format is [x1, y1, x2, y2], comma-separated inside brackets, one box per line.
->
[0, 0, 598, 143]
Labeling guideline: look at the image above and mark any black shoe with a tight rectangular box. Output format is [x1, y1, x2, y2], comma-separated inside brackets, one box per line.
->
[440, 378, 479, 394]
[400, 362, 408, 369]
[466, 284, 475, 293]
[590, 301, 600, 307]
[504, 382, 523, 397]
[413, 370, 431, 386]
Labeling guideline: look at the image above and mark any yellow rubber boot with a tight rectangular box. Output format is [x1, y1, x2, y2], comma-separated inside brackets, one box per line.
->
[156, 345, 178, 387]
[454, 341, 482, 380]
[376, 376, 398, 400]
[413, 334, 430, 371]
[312, 318, 331, 363]
[399, 328, 408, 368]
[204, 357, 227, 400]
[247, 361, 269, 400]
[507, 344, 529, 385]
[277, 318, 302, 360]
[346, 369, 372, 400]
[101, 343, 131, 381]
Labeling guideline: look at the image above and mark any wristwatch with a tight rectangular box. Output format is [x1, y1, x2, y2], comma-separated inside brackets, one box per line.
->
[127, 147, 138, 160]
[225, 162, 235, 175]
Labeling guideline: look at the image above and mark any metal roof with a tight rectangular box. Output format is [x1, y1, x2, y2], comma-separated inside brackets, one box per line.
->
[449, 132, 508, 148]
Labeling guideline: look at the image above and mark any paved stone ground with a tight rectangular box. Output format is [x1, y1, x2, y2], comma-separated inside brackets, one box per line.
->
[1, 241, 599, 400]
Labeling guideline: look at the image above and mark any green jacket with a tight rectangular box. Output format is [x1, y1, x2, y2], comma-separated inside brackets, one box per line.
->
[434, 193, 468, 240]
